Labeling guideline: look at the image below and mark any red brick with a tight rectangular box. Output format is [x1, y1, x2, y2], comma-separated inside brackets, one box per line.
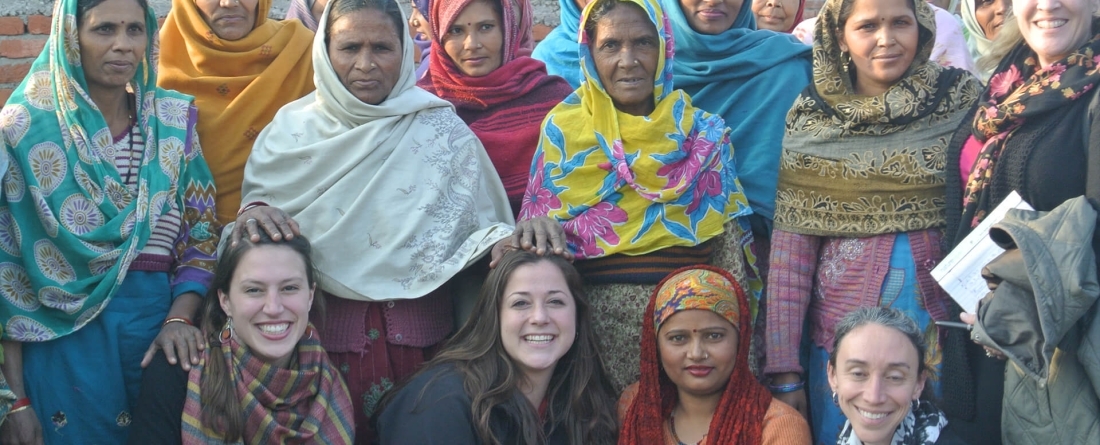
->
[533, 24, 554, 43]
[0, 62, 32, 84]
[0, 38, 47, 59]
[0, 17, 25, 36]
[0, 88, 12, 106]
[27, 15, 51, 35]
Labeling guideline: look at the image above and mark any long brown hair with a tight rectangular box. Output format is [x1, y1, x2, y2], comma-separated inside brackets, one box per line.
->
[380, 250, 618, 444]
[196, 231, 322, 442]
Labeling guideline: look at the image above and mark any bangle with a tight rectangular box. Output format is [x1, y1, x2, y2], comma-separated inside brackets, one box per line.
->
[163, 317, 193, 327]
[768, 381, 805, 394]
[9, 397, 31, 413]
[237, 201, 268, 217]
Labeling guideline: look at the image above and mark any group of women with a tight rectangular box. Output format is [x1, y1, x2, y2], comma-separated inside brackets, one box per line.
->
[0, 0, 1098, 443]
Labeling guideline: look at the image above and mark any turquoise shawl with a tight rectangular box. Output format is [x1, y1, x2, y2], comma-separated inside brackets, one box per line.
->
[532, 0, 584, 88]
[659, 0, 811, 223]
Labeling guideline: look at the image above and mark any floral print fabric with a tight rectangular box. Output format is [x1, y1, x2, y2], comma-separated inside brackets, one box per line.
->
[652, 268, 741, 331]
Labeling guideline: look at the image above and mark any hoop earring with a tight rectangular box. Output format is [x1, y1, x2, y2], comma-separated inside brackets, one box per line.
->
[220, 317, 234, 342]
[832, 391, 839, 406]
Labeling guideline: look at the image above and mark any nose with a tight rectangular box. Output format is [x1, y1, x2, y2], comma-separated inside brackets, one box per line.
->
[994, 0, 1008, 14]
[1034, 0, 1058, 11]
[877, 26, 895, 47]
[686, 338, 706, 361]
[463, 33, 481, 51]
[219, 0, 237, 7]
[529, 302, 550, 325]
[863, 376, 889, 404]
[262, 290, 284, 316]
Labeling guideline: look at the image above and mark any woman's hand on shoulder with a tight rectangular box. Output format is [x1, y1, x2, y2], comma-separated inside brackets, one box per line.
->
[769, 373, 809, 420]
[489, 217, 573, 268]
[0, 407, 44, 445]
[231, 205, 300, 247]
[142, 319, 206, 371]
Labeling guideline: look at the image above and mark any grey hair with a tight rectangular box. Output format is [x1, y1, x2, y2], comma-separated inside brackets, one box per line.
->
[829, 307, 928, 378]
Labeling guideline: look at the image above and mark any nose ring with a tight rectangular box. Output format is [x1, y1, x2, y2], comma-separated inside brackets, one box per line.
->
[702, 351, 709, 359]
[477, 42, 483, 48]
[633, 59, 639, 65]
[370, 62, 377, 68]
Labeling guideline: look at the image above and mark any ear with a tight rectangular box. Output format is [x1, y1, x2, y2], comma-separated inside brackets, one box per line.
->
[827, 361, 839, 392]
[218, 289, 232, 315]
[836, 27, 849, 53]
[912, 370, 927, 401]
[308, 283, 317, 311]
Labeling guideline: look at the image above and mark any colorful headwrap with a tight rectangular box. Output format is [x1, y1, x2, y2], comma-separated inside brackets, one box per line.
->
[519, 0, 752, 261]
[619, 265, 771, 445]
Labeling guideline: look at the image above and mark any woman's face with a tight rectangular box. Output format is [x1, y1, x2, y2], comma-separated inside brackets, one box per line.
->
[975, 0, 1009, 39]
[195, 0, 259, 41]
[79, 0, 148, 94]
[409, 4, 431, 37]
[752, 0, 801, 32]
[328, 9, 404, 105]
[590, 3, 659, 116]
[499, 260, 577, 384]
[218, 245, 315, 369]
[680, 0, 743, 35]
[1013, 0, 1099, 68]
[828, 324, 926, 445]
[657, 310, 738, 398]
[838, 0, 919, 97]
[442, 0, 504, 77]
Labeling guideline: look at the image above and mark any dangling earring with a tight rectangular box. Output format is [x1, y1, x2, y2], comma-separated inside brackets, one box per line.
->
[220, 317, 235, 342]
[832, 391, 839, 406]
[841, 51, 851, 75]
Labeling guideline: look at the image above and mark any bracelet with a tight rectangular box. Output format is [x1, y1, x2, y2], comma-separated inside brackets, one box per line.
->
[9, 397, 31, 413]
[768, 381, 805, 394]
[163, 317, 193, 327]
[237, 201, 268, 217]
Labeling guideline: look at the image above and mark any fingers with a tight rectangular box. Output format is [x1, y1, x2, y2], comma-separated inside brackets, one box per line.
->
[519, 222, 535, 250]
[533, 222, 549, 255]
[141, 342, 157, 368]
[161, 334, 178, 365]
[959, 312, 976, 325]
[489, 240, 507, 269]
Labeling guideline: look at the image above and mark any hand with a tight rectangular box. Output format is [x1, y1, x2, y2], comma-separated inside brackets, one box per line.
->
[0, 407, 44, 445]
[489, 217, 572, 268]
[231, 206, 300, 247]
[960, 312, 1007, 360]
[770, 373, 808, 419]
[141, 321, 205, 371]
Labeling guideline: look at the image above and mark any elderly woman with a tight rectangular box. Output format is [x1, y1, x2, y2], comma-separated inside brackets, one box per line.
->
[618, 266, 811, 445]
[159, 0, 314, 224]
[377, 251, 618, 444]
[520, 0, 760, 390]
[762, 0, 980, 441]
[232, 0, 515, 440]
[418, 0, 573, 216]
[960, 0, 1009, 79]
[829, 308, 968, 445]
[943, 0, 1100, 442]
[0, 0, 220, 443]
[127, 233, 354, 444]
[751, 0, 804, 33]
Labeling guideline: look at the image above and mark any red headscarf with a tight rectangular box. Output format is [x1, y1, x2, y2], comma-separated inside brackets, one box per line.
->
[619, 265, 772, 445]
[418, 0, 573, 216]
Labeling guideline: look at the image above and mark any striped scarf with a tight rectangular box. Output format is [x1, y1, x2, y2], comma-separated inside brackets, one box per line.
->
[182, 326, 355, 444]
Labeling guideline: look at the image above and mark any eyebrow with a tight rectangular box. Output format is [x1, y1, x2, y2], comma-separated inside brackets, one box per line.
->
[506, 290, 568, 298]
[844, 359, 912, 369]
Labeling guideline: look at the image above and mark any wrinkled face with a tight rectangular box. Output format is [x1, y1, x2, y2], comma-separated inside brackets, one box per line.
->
[219, 245, 315, 369]
[679, 0, 744, 34]
[590, 3, 659, 116]
[828, 324, 926, 445]
[442, 0, 504, 77]
[657, 310, 739, 398]
[328, 8, 404, 105]
[752, 0, 801, 32]
[80, 0, 148, 94]
[975, 0, 1010, 39]
[499, 261, 577, 384]
[1012, 0, 1099, 68]
[838, 0, 919, 97]
[195, 0, 259, 41]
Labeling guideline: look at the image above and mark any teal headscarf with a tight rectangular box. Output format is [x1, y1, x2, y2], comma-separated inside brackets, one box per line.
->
[659, 0, 811, 224]
[0, 0, 215, 341]
[532, 0, 585, 88]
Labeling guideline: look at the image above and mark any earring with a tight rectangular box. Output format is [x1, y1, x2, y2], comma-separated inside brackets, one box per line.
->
[832, 391, 839, 406]
[220, 317, 234, 342]
[841, 51, 851, 74]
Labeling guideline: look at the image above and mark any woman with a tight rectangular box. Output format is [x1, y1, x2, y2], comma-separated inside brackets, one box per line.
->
[618, 266, 811, 445]
[233, 0, 515, 440]
[762, 0, 980, 441]
[286, 0, 330, 31]
[376, 250, 618, 445]
[0, 0, 220, 443]
[419, 0, 574, 216]
[960, 0, 1009, 79]
[751, 0, 805, 33]
[520, 0, 760, 390]
[942, 0, 1100, 442]
[411, 0, 432, 78]
[533, 0, 588, 88]
[127, 233, 354, 444]
[829, 308, 967, 445]
[159, 0, 314, 224]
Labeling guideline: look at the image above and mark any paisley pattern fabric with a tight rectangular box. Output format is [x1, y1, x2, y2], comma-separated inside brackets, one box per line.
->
[0, 0, 217, 341]
[652, 268, 741, 330]
[519, 0, 752, 260]
[773, 0, 980, 238]
[837, 400, 948, 445]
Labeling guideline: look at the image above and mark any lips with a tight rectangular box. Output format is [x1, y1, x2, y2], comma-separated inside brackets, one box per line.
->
[856, 407, 891, 421]
[350, 78, 381, 89]
[697, 9, 726, 20]
[1035, 19, 1068, 29]
[524, 334, 555, 344]
[685, 365, 714, 377]
[256, 322, 292, 340]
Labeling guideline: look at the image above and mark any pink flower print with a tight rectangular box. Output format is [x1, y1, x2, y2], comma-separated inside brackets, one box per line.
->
[562, 202, 628, 259]
[988, 65, 1022, 99]
[657, 129, 716, 193]
[687, 170, 723, 214]
[519, 156, 562, 221]
[663, 16, 675, 62]
[609, 140, 637, 186]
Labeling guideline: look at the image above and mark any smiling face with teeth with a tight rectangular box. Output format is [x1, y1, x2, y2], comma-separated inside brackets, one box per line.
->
[219, 245, 316, 369]
[827, 323, 926, 445]
[499, 260, 578, 387]
[1013, 0, 1099, 68]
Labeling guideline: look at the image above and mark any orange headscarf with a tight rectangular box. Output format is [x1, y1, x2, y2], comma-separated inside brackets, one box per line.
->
[158, 0, 315, 223]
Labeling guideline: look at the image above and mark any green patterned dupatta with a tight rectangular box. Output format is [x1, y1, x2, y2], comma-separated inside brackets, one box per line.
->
[773, 0, 980, 238]
[0, 0, 207, 341]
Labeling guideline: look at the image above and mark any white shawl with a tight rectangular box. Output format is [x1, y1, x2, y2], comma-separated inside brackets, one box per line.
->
[241, 5, 514, 301]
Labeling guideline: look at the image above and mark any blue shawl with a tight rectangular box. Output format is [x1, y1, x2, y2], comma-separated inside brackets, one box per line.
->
[533, 0, 584, 88]
[659, 0, 811, 223]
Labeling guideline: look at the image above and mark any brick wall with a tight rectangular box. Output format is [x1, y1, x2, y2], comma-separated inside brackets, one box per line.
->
[0, 14, 50, 105]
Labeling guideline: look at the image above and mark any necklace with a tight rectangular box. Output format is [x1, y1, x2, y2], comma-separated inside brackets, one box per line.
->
[668, 408, 703, 445]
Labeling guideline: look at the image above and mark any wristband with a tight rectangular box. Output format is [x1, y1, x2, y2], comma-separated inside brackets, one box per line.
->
[768, 381, 805, 394]
[237, 201, 268, 217]
[9, 397, 31, 413]
[163, 317, 194, 327]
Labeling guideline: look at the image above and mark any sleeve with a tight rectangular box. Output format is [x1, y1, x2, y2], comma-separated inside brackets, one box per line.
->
[762, 398, 812, 445]
[763, 229, 822, 375]
[169, 105, 219, 299]
[126, 350, 188, 445]
[377, 367, 481, 445]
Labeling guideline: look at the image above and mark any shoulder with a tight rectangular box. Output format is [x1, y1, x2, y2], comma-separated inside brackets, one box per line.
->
[762, 398, 812, 445]
[616, 382, 641, 423]
[377, 364, 479, 444]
